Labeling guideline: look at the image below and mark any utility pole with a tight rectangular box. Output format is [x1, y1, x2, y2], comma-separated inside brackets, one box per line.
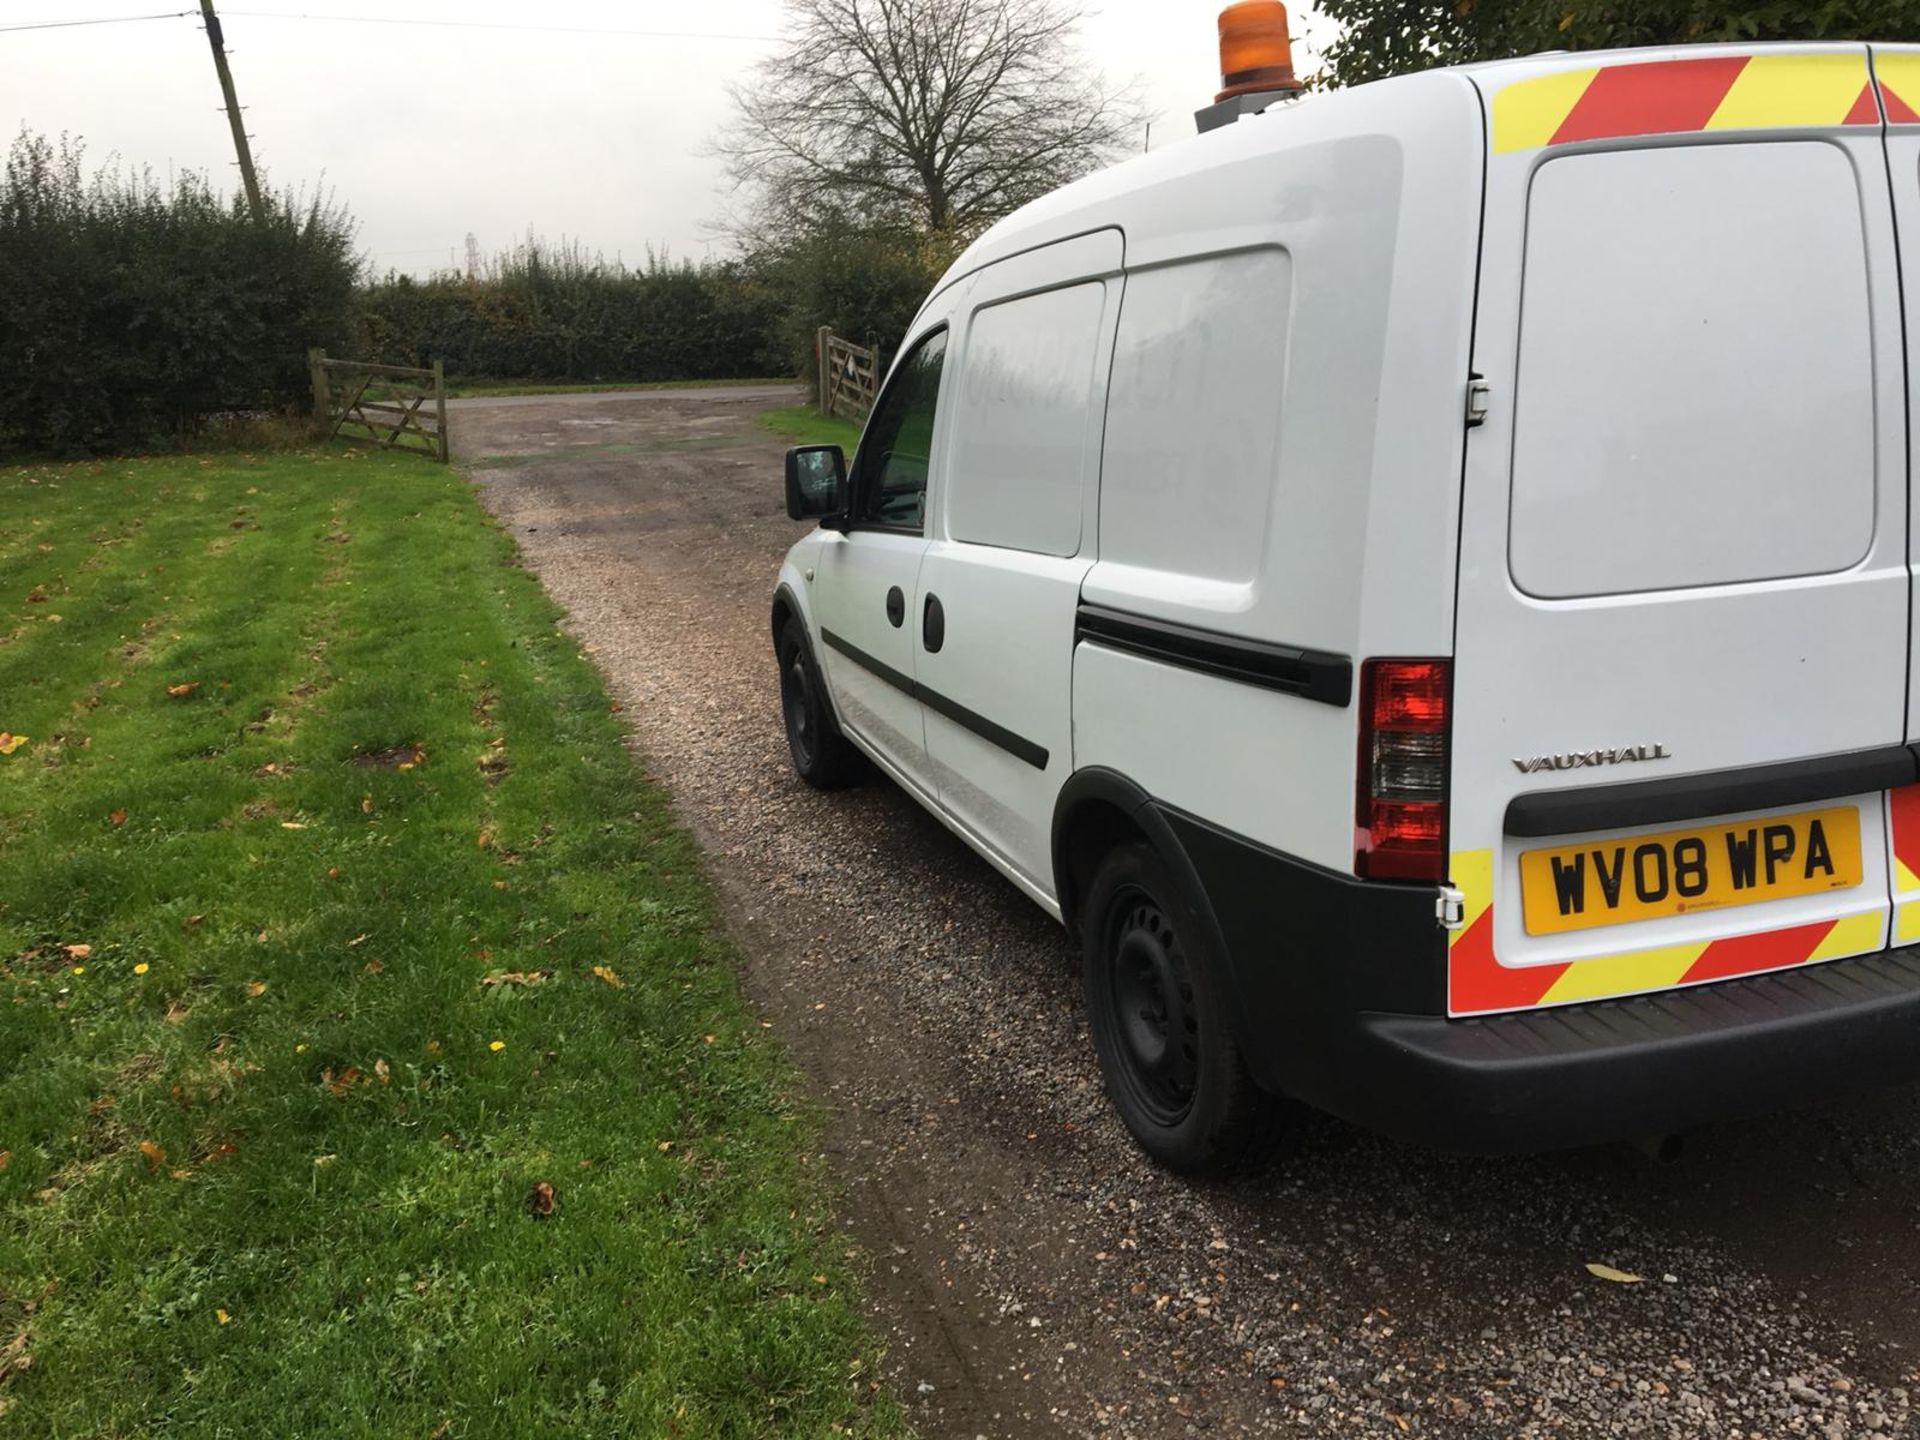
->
[198, 0, 264, 221]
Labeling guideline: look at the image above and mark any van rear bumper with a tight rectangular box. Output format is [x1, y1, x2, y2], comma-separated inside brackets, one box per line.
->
[1154, 803, 1920, 1153]
[1332, 949, 1920, 1153]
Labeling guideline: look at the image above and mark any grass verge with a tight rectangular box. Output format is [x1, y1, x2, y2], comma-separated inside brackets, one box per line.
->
[445, 377, 793, 400]
[755, 406, 864, 452]
[0, 449, 902, 1436]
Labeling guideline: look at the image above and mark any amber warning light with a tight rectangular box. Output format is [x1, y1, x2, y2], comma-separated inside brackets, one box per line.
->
[1215, 0, 1302, 101]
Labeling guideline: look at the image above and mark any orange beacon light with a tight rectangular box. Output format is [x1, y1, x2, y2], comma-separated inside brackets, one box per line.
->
[1215, 0, 1303, 101]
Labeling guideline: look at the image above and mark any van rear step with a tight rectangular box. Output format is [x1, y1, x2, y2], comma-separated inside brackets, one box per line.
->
[1321, 948, 1920, 1153]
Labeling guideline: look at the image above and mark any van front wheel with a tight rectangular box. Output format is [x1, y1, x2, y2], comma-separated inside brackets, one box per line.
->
[778, 618, 863, 789]
[1083, 842, 1268, 1174]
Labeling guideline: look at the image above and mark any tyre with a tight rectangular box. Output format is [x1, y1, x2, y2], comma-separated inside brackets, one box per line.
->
[777, 616, 864, 789]
[1082, 842, 1270, 1173]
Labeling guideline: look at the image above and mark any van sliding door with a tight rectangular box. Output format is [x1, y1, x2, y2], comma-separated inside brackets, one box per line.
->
[1449, 47, 1908, 1017]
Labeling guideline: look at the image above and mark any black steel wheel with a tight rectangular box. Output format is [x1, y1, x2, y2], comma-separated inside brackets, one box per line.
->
[776, 617, 863, 789]
[1083, 842, 1270, 1173]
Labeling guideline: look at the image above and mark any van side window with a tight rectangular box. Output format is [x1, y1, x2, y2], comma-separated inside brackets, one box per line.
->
[1098, 250, 1292, 586]
[1509, 142, 1875, 599]
[947, 282, 1107, 557]
[853, 329, 948, 532]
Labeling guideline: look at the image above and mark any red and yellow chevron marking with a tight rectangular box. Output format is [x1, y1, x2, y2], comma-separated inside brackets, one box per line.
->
[1879, 53, 1920, 125]
[1492, 52, 1880, 154]
[1447, 847, 1884, 1015]
[1888, 784, 1920, 942]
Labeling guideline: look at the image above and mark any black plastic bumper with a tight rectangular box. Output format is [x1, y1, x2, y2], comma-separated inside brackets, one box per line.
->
[1156, 803, 1920, 1154]
[1333, 948, 1920, 1153]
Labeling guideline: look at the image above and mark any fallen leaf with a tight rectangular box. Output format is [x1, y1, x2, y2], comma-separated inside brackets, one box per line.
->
[110, 809, 127, 825]
[347, 933, 369, 947]
[0, 1150, 9, 1170]
[488, 1040, 505, 1052]
[280, 821, 307, 830]
[166, 682, 199, 698]
[313, 1153, 337, 1167]
[373, 1058, 390, 1086]
[360, 794, 373, 814]
[1585, 1263, 1644, 1284]
[590, 964, 624, 989]
[480, 970, 549, 988]
[63, 944, 91, 959]
[527, 1180, 556, 1218]
[215, 1309, 230, 1325]
[362, 959, 384, 974]
[137, 1140, 166, 1170]
[245, 980, 266, 996]
[0, 733, 25, 756]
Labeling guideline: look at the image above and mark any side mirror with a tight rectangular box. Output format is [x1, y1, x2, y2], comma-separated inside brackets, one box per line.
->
[785, 444, 848, 524]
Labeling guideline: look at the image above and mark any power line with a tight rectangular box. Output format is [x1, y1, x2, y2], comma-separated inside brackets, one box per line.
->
[221, 9, 777, 42]
[0, 10, 192, 33]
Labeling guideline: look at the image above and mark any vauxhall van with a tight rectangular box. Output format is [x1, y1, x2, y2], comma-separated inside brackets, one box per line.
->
[770, 16, 1920, 1172]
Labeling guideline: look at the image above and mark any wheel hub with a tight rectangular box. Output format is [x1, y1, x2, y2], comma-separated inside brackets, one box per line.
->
[1107, 900, 1198, 1121]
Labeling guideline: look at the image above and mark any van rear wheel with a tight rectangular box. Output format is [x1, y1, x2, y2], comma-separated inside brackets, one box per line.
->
[1083, 842, 1269, 1174]
[778, 617, 863, 789]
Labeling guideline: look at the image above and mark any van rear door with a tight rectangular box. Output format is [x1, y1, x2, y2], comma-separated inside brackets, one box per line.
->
[1450, 47, 1910, 1016]
[1875, 45, 1920, 941]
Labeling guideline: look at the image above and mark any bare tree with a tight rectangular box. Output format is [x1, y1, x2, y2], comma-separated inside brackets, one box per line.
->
[717, 0, 1142, 242]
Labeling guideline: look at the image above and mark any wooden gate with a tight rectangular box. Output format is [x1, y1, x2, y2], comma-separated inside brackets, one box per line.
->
[308, 350, 449, 461]
[814, 328, 879, 425]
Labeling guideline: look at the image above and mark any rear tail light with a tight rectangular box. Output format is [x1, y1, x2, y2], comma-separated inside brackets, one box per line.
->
[1356, 658, 1451, 882]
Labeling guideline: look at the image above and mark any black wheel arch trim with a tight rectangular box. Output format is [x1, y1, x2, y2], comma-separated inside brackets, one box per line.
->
[1052, 767, 1214, 939]
[770, 582, 805, 646]
[1053, 768, 1450, 1098]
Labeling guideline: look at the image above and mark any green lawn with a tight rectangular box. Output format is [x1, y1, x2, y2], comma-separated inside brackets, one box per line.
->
[446, 377, 792, 399]
[0, 448, 903, 1437]
[754, 406, 864, 453]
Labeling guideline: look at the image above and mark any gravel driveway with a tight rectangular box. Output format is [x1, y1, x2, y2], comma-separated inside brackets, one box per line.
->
[456, 387, 1920, 1439]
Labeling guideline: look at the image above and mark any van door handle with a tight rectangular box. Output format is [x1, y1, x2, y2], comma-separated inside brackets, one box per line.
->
[922, 593, 945, 653]
[885, 586, 904, 627]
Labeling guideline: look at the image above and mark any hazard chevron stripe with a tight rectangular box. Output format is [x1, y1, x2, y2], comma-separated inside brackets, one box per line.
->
[1492, 52, 1880, 154]
[1879, 52, 1920, 124]
[1447, 847, 1888, 1016]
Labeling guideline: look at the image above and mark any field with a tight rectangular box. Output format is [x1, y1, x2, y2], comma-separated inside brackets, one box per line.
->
[0, 449, 902, 1436]
[445, 377, 791, 399]
[755, 406, 865, 452]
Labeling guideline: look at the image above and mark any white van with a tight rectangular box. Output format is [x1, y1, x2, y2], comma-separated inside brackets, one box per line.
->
[770, 29, 1920, 1172]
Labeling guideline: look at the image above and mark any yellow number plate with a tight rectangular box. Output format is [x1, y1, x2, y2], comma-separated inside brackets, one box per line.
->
[1519, 805, 1861, 936]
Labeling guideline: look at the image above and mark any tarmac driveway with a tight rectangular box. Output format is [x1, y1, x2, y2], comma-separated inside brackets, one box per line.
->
[455, 386, 1920, 1439]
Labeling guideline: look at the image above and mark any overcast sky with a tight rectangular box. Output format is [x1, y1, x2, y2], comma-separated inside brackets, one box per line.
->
[2, 0, 1330, 275]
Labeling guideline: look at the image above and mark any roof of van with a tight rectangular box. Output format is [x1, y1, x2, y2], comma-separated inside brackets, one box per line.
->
[926, 62, 1484, 308]
[927, 39, 1884, 310]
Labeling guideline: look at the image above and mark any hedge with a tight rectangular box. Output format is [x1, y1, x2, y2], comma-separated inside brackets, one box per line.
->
[0, 132, 358, 456]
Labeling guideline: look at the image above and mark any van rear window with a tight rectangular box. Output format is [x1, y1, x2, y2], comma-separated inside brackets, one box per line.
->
[1508, 141, 1876, 599]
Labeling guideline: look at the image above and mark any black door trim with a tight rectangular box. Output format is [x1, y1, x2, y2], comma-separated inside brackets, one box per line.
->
[1074, 604, 1352, 708]
[820, 627, 1050, 771]
[1504, 744, 1919, 838]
